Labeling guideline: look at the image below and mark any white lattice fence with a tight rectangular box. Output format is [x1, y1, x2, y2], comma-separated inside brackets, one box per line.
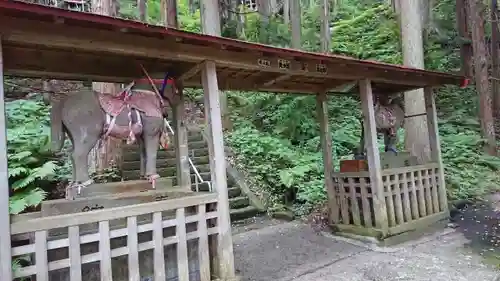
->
[11, 193, 219, 281]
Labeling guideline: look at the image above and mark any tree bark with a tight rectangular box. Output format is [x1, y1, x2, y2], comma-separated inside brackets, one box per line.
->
[200, 0, 231, 131]
[399, 0, 431, 162]
[90, 0, 123, 174]
[290, 0, 301, 49]
[491, 0, 500, 138]
[138, 0, 147, 22]
[391, 0, 400, 13]
[283, 0, 290, 25]
[457, 0, 473, 77]
[257, 0, 270, 43]
[468, 0, 497, 154]
[320, 0, 330, 53]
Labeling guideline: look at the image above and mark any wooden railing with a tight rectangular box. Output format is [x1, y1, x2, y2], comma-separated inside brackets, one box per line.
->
[11, 193, 219, 281]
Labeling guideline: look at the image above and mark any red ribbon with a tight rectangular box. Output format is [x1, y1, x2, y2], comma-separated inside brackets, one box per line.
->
[460, 78, 470, 88]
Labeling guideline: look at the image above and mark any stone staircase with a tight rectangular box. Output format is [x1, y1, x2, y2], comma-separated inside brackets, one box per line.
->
[121, 129, 261, 222]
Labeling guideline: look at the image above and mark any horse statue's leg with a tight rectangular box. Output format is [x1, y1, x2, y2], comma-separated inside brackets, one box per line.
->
[384, 129, 398, 154]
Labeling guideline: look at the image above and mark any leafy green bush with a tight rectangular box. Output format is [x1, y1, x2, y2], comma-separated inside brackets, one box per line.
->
[6, 99, 69, 214]
[225, 0, 500, 214]
[226, 126, 324, 208]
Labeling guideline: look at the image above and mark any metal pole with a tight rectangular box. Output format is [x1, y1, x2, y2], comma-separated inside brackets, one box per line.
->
[0, 37, 13, 280]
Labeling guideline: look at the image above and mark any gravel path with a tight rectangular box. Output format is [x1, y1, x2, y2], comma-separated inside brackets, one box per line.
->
[233, 220, 499, 281]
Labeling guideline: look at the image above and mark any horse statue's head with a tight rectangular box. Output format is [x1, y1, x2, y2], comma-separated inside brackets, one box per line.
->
[132, 72, 181, 108]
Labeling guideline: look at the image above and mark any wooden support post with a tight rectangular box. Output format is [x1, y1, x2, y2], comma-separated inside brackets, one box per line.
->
[172, 88, 191, 190]
[200, 60, 236, 280]
[424, 87, 448, 213]
[0, 37, 12, 280]
[359, 79, 389, 235]
[163, 0, 191, 190]
[316, 92, 339, 224]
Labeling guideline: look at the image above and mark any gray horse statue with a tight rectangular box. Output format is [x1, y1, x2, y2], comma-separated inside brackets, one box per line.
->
[45, 73, 179, 199]
[355, 94, 405, 159]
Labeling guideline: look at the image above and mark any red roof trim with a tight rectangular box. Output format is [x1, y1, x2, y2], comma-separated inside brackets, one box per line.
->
[0, 1, 465, 83]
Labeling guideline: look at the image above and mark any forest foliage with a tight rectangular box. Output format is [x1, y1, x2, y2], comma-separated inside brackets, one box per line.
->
[6, 0, 500, 215]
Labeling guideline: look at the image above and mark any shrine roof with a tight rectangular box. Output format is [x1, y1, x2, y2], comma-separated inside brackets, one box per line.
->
[0, 1, 468, 95]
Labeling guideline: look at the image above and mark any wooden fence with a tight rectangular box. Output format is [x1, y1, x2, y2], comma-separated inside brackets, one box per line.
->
[11, 193, 219, 281]
[331, 163, 448, 237]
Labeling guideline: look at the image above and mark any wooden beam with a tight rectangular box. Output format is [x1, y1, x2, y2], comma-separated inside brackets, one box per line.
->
[316, 91, 339, 224]
[179, 62, 203, 82]
[424, 87, 448, 213]
[2, 45, 172, 81]
[359, 79, 389, 235]
[261, 74, 292, 87]
[0, 17, 453, 87]
[200, 60, 236, 280]
[323, 80, 357, 93]
[0, 37, 12, 281]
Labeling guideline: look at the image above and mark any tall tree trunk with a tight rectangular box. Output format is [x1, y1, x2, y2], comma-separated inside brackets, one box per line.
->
[290, 0, 301, 49]
[138, 0, 147, 22]
[320, 0, 330, 53]
[237, 0, 246, 37]
[236, 0, 246, 37]
[457, 0, 473, 77]
[90, 0, 123, 174]
[391, 0, 400, 13]
[257, 0, 270, 43]
[283, 0, 290, 25]
[399, 0, 431, 162]
[200, 0, 231, 131]
[491, 0, 500, 138]
[468, 0, 497, 154]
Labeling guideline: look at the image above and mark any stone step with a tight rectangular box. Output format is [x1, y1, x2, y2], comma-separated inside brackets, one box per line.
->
[163, 128, 204, 137]
[230, 205, 261, 222]
[228, 187, 242, 198]
[122, 156, 210, 170]
[122, 164, 211, 178]
[172, 173, 236, 187]
[122, 171, 237, 188]
[122, 148, 209, 161]
[229, 196, 250, 209]
[123, 140, 208, 154]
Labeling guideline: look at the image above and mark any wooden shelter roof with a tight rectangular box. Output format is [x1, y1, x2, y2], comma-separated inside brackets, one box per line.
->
[0, 1, 467, 95]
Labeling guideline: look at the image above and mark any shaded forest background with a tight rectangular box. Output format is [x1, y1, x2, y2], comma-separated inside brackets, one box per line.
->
[6, 0, 500, 216]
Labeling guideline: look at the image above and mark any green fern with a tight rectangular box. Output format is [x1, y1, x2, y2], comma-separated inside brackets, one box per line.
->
[6, 99, 68, 214]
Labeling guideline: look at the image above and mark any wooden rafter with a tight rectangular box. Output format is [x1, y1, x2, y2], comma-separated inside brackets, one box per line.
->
[0, 1, 465, 95]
